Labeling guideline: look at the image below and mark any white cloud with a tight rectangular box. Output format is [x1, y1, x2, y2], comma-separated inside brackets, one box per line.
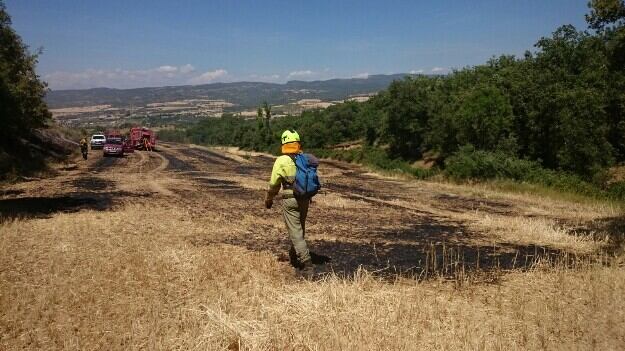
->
[179, 64, 195, 74]
[352, 72, 369, 79]
[288, 70, 315, 78]
[45, 64, 199, 89]
[410, 69, 424, 74]
[188, 69, 228, 84]
[431, 67, 446, 73]
[156, 65, 178, 73]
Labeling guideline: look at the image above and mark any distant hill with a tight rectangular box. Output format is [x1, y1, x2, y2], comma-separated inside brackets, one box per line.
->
[45, 74, 413, 109]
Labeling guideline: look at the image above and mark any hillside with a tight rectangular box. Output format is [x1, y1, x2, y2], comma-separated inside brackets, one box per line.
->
[45, 74, 413, 109]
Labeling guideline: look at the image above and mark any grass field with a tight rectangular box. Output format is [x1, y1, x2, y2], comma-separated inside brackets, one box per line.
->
[1, 143, 623, 350]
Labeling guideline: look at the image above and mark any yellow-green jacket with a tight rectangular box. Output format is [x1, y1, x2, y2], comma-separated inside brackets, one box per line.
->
[266, 155, 297, 200]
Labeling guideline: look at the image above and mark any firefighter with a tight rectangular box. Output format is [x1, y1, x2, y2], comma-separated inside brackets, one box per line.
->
[79, 137, 88, 159]
[265, 130, 315, 278]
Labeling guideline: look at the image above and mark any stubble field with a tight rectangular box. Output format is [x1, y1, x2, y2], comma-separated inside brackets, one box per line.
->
[1, 143, 623, 350]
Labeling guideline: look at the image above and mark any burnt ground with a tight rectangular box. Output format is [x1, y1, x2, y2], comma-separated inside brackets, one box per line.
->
[0, 142, 616, 280]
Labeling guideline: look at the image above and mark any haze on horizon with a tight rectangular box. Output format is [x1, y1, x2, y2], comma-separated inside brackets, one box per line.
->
[6, 0, 589, 90]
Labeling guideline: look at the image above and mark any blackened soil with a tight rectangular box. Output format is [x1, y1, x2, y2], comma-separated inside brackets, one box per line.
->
[193, 177, 245, 191]
[179, 148, 226, 166]
[88, 155, 124, 171]
[70, 177, 115, 191]
[163, 153, 197, 172]
[0, 195, 105, 222]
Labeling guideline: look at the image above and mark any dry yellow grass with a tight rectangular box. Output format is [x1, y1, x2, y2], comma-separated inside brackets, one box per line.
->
[471, 214, 605, 254]
[1, 205, 623, 350]
[1, 144, 624, 350]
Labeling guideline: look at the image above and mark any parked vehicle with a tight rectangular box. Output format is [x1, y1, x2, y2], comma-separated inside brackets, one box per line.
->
[90, 133, 106, 149]
[129, 127, 157, 150]
[103, 131, 124, 157]
[122, 138, 135, 154]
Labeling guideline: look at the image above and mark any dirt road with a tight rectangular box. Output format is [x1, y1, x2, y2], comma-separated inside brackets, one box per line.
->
[1, 143, 614, 279]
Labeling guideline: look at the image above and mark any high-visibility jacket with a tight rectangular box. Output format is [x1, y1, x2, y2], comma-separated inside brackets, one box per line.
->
[266, 154, 298, 200]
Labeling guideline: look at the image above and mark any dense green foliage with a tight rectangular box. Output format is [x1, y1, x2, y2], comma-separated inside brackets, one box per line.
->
[161, 1, 625, 199]
[174, 101, 378, 155]
[0, 1, 50, 144]
[0, 1, 52, 178]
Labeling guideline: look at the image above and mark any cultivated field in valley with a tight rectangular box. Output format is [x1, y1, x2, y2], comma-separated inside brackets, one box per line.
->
[1, 143, 624, 350]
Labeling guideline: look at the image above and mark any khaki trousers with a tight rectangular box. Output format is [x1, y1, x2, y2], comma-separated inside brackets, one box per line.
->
[282, 197, 311, 263]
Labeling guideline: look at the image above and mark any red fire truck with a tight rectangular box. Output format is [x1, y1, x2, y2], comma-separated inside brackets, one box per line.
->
[129, 127, 157, 151]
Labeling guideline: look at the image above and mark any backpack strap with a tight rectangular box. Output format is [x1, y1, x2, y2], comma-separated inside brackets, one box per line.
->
[282, 154, 298, 190]
[289, 153, 305, 171]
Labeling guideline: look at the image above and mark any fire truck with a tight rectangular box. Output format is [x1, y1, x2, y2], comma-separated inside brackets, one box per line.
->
[129, 127, 157, 151]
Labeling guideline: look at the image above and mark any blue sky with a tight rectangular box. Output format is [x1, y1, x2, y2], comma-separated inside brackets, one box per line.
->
[5, 0, 589, 90]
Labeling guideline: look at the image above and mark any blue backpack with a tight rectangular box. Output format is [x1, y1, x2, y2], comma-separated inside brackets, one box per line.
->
[291, 153, 321, 198]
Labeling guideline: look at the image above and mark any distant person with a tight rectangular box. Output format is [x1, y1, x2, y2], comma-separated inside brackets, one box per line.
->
[265, 130, 321, 278]
[79, 137, 88, 160]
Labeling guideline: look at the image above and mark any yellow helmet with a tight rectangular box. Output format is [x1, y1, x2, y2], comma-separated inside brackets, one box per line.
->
[281, 129, 300, 144]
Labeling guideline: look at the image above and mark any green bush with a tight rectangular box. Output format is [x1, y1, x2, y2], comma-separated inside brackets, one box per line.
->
[444, 145, 542, 180]
[444, 145, 625, 201]
[607, 182, 625, 201]
[313, 147, 436, 179]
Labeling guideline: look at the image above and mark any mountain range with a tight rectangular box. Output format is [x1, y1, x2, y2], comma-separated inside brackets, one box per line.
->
[45, 74, 415, 109]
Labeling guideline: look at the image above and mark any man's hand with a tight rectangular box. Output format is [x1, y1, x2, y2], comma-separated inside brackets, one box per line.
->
[264, 199, 273, 209]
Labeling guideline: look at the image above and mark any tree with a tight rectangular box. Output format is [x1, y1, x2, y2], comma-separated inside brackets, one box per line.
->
[0, 0, 51, 149]
[586, 0, 625, 31]
[260, 101, 273, 147]
[453, 85, 514, 151]
[382, 78, 432, 159]
[530, 25, 613, 175]
[586, 0, 625, 161]
[262, 101, 272, 124]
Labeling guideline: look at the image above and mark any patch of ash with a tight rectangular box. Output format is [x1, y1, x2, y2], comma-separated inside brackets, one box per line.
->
[70, 177, 115, 191]
[162, 153, 197, 172]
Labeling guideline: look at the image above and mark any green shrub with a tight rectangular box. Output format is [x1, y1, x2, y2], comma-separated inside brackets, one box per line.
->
[444, 145, 542, 180]
[607, 182, 625, 201]
[444, 145, 625, 201]
[312, 147, 436, 179]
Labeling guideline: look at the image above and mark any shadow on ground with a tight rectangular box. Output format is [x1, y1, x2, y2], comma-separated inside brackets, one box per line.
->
[0, 191, 151, 222]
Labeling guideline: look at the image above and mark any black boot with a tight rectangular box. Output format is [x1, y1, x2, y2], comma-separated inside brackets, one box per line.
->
[297, 260, 315, 280]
